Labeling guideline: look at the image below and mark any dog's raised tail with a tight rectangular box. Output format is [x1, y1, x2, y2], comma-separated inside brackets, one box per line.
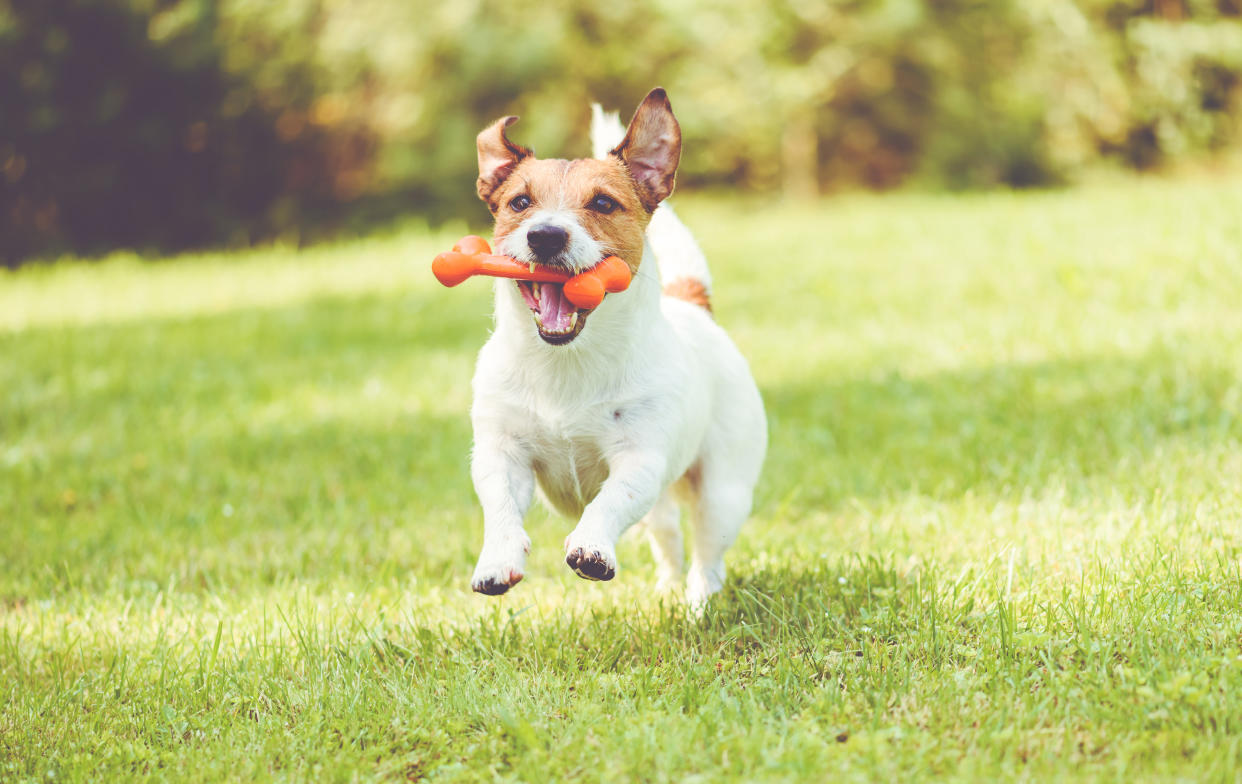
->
[592, 102, 713, 314]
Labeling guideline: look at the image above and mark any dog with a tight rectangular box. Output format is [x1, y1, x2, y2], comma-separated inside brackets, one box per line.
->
[466, 88, 766, 607]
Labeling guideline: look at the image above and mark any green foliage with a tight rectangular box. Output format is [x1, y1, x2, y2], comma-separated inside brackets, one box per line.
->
[3, 180, 1242, 780]
[2, 0, 1241, 263]
[0, 0, 364, 264]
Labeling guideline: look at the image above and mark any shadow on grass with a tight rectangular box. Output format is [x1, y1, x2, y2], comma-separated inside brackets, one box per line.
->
[421, 551, 1241, 693]
[405, 557, 928, 677]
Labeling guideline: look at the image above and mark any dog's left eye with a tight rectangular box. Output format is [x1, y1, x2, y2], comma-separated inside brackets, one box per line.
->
[509, 195, 531, 212]
[587, 194, 619, 214]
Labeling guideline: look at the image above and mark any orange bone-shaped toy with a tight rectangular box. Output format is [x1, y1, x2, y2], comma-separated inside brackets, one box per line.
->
[432, 236, 631, 310]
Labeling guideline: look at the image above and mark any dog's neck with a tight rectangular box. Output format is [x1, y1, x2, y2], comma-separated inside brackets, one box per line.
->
[490, 240, 664, 403]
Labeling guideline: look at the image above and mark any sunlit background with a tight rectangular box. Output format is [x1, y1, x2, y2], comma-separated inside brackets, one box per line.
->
[2, 0, 1241, 265]
[7, 3, 1242, 779]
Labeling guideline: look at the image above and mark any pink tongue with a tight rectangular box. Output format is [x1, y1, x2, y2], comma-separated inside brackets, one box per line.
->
[539, 284, 573, 331]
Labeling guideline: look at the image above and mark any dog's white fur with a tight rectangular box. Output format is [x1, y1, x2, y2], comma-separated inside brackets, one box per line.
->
[468, 95, 766, 607]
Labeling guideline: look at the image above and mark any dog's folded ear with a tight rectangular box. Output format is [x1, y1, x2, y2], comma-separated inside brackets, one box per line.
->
[611, 88, 682, 212]
[477, 116, 533, 207]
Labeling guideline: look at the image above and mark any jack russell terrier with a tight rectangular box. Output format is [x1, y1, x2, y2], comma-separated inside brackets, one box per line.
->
[466, 88, 766, 607]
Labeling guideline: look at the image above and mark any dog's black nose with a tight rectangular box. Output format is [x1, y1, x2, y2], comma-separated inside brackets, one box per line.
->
[527, 225, 568, 258]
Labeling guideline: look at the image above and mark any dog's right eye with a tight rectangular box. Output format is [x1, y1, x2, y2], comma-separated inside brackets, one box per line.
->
[509, 195, 531, 212]
[587, 194, 619, 214]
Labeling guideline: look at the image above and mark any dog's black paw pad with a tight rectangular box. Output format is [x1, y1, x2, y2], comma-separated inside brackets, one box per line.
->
[472, 572, 522, 596]
[565, 547, 615, 581]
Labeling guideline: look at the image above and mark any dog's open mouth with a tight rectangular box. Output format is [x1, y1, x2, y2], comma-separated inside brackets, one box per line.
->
[516, 280, 590, 344]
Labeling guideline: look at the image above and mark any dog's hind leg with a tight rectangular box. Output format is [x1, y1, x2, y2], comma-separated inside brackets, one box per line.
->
[643, 490, 683, 591]
[686, 478, 754, 609]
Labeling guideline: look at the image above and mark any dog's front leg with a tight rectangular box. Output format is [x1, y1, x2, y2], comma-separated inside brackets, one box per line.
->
[470, 429, 535, 596]
[564, 450, 667, 581]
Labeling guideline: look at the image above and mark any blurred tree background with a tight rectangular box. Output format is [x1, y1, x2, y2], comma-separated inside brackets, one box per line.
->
[1, 0, 1240, 265]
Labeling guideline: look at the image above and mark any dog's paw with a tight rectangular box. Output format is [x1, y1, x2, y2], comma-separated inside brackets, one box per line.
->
[471, 534, 531, 596]
[685, 566, 724, 611]
[471, 569, 523, 596]
[564, 544, 616, 581]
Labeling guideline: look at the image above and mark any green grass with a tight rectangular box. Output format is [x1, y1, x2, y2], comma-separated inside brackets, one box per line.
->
[3, 177, 1242, 782]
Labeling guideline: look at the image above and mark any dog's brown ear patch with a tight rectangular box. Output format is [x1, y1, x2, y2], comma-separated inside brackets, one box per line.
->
[611, 88, 681, 211]
[477, 116, 533, 207]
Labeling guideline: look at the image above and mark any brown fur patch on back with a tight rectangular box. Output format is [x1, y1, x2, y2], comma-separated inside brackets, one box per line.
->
[663, 277, 712, 314]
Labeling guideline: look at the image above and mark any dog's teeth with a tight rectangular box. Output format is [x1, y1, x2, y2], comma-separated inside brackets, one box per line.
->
[532, 283, 540, 305]
[529, 261, 536, 274]
[570, 311, 578, 328]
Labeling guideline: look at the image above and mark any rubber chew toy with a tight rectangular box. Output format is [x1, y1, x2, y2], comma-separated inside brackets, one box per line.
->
[433, 236, 631, 310]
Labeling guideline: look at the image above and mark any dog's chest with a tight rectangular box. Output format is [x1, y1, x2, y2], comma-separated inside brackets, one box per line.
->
[519, 409, 616, 519]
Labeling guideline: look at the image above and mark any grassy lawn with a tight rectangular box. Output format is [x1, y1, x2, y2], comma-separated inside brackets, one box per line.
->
[3, 176, 1242, 782]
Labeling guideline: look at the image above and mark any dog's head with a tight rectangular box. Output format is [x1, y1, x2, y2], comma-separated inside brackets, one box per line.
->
[476, 88, 681, 346]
